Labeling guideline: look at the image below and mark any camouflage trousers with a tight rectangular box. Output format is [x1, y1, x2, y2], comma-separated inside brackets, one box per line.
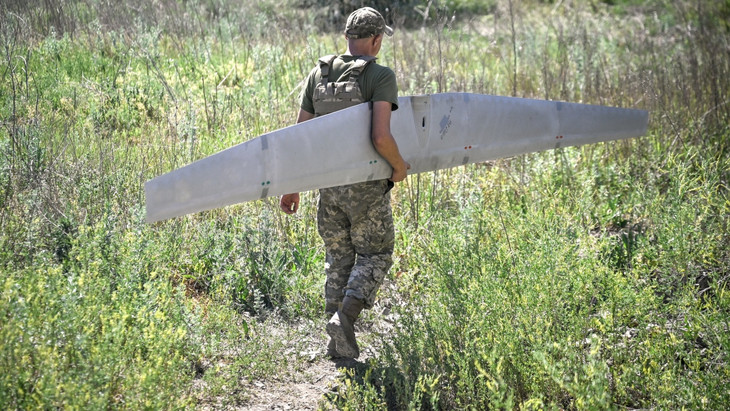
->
[317, 179, 394, 313]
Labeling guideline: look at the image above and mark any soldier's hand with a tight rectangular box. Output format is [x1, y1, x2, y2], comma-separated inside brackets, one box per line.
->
[280, 193, 300, 214]
[389, 161, 410, 183]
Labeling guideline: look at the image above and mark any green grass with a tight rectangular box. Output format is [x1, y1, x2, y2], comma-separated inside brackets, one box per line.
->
[376, 141, 729, 409]
[1, 0, 729, 408]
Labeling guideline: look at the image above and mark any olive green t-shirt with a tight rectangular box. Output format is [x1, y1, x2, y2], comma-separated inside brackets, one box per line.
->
[300, 55, 399, 114]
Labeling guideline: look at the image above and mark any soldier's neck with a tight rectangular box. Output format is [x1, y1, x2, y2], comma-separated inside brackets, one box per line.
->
[345, 41, 376, 57]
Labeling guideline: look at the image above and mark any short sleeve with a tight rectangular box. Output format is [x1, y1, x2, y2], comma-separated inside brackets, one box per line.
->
[299, 66, 319, 115]
[369, 67, 399, 111]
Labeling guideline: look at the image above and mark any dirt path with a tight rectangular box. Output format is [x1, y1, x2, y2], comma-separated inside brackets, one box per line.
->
[241, 329, 378, 410]
[242, 358, 345, 410]
[196, 280, 400, 409]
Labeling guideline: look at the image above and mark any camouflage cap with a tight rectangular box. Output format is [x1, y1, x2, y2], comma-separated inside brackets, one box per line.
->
[345, 7, 394, 39]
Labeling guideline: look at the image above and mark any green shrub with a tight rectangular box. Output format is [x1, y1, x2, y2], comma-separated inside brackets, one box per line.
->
[0, 218, 200, 408]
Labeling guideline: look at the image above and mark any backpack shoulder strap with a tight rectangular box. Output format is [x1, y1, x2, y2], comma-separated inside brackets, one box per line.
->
[317, 55, 338, 82]
[348, 56, 377, 84]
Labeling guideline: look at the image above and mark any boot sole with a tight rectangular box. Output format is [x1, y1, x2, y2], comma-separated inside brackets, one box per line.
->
[326, 338, 342, 359]
[326, 314, 359, 359]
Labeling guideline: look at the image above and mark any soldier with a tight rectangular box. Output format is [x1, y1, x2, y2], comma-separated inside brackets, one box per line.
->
[280, 7, 409, 359]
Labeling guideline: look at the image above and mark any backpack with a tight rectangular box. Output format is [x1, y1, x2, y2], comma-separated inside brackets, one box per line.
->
[312, 54, 376, 117]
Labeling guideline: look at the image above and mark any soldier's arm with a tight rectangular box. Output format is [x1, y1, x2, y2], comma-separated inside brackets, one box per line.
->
[297, 108, 315, 123]
[371, 101, 409, 182]
[280, 109, 316, 214]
